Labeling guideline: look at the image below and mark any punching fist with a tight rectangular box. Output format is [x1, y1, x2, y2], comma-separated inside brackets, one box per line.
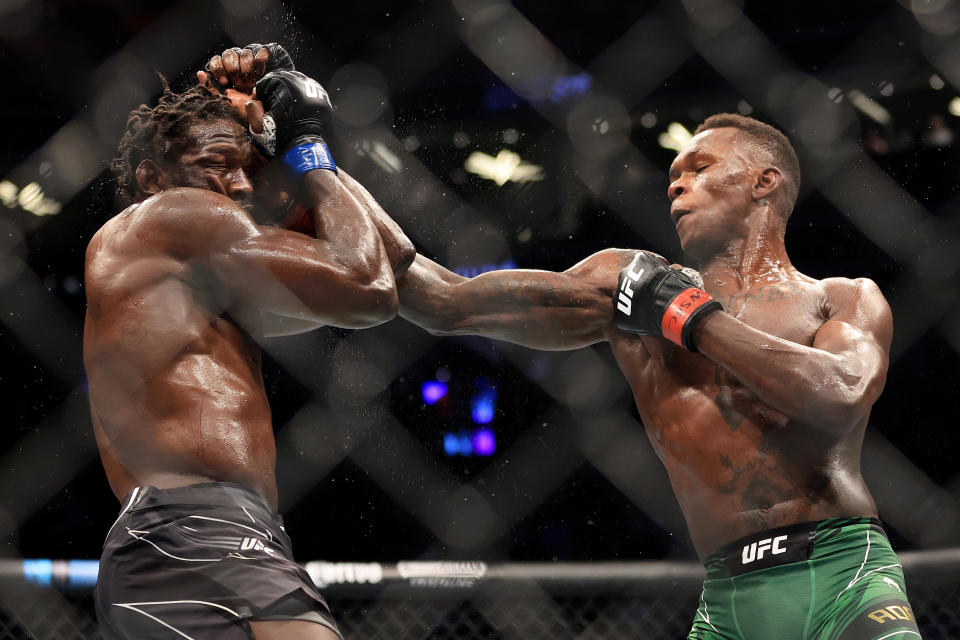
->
[613, 252, 722, 352]
[254, 70, 337, 177]
[243, 42, 295, 74]
[200, 42, 295, 93]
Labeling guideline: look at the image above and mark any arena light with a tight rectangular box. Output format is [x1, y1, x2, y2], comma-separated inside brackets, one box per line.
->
[356, 140, 403, 174]
[658, 122, 692, 153]
[442, 429, 496, 457]
[453, 260, 518, 278]
[443, 432, 463, 456]
[0, 180, 61, 216]
[848, 90, 892, 125]
[421, 380, 448, 405]
[548, 73, 592, 103]
[464, 149, 545, 186]
[471, 381, 496, 425]
[949, 97, 960, 117]
[471, 428, 496, 456]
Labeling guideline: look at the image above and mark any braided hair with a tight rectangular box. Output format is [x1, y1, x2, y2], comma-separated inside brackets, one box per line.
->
[112, 77, 243, 205]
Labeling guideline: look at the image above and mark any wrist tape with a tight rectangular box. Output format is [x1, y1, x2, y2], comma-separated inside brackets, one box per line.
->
[283, 142, 338, 177]
[661, 288, 722, 352]
[249, 113, 277, 157]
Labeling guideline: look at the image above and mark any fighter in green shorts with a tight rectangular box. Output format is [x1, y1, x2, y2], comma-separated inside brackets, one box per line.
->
[396, 114, 923, 638]
[692, 518, 919, 639]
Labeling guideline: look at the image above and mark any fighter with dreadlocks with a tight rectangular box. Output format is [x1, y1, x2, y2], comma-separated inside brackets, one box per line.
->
[84, 44, 413, 639]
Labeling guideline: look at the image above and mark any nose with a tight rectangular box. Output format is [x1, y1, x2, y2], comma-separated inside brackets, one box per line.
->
[668, 179, 684, 202]
[227, 169, 253, 197]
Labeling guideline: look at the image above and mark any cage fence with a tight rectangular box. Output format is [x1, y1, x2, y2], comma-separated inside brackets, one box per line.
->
[1, 553, 959, 639]
[1, 0, 960, 639]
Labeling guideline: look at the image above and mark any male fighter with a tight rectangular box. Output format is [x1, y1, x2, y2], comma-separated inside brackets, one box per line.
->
[84, 48, 413, 638]
[198, 46, 920, 638]
[398, 115, 921, 639]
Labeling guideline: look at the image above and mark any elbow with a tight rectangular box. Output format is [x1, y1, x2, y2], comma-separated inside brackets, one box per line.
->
[353, 280, 399, 327]
[375, 284, 401, 321]
[393, 243, 416, 278]
[811, 389, 871, 434]
[804, 362, 882, 434]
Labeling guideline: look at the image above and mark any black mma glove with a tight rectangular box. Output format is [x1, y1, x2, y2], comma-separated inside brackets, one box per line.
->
[204, 42, 296, 80]
[254, 70, 337, 177]
[613, 252, 722, 352]
[243, 42, 295, 73]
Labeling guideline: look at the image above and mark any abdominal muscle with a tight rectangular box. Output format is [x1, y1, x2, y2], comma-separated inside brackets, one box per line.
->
[618, 344, 877, 560]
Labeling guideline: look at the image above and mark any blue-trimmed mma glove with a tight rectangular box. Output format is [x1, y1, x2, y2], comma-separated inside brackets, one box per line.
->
[254, 70, 337, 177]
[613, 252, 722, 352]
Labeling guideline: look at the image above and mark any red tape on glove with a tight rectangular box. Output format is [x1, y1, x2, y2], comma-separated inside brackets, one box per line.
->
[661, 288, 717, 347]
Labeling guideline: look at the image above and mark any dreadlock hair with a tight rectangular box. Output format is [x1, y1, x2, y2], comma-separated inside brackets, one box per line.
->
[112, 76, 243, 205]
[694, 113, 801, 219]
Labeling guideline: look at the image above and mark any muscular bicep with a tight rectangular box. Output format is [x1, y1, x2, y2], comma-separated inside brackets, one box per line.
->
[139, 188, 395, 329]
[400, 249, 639, 350]
[210, 225, 395, 328]
[812, 278, 893, 406]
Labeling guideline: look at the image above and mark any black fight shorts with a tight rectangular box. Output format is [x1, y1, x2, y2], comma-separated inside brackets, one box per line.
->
[94, 482, 342, 640]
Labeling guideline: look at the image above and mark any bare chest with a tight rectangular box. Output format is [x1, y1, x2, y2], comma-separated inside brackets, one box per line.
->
[613, 281, 828, 412]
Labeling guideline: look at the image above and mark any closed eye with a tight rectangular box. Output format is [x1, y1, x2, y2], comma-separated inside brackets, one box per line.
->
[695, 164, 709, 173]
[199, 156, 226, 167]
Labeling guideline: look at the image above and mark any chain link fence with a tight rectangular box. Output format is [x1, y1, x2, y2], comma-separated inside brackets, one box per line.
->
[1, 554, 958, 639]
[2, 0, 960, 638]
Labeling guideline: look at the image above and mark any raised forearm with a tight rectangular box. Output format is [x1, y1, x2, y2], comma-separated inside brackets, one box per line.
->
[299, 170, 398, 319]
[337, 170, 416, 277]
[693, 312, 878, 432]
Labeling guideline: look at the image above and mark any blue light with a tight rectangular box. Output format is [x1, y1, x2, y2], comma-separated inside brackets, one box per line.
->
[421, 381, 448, 405]
[443, 432, 460, 455]
[453, 260, 518, 278]
[471, 386, 496, 424]
[67, 560, 100, 587]
[23, 559, 52, 586]
[472, 429, 496, 456]
[549, 73, 592, 103]
[458, 431, 473, 455]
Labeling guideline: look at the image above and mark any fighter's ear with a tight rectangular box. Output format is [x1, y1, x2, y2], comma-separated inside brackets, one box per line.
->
[135, 159, 169, 198]
[753, 167, 782, 203]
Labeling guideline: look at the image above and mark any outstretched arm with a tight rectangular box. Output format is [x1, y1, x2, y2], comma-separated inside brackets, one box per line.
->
[398, 249, 639, 350]
[693, 278, 892, 434]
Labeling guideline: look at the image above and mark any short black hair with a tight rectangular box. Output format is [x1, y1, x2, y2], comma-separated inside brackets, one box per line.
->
[112, 77, 243, 205]
[694, 113, 801, 216]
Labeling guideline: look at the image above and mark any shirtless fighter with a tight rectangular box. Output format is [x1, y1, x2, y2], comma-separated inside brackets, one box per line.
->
[84, 47, 413, 639]
[398, 115, 922, 639]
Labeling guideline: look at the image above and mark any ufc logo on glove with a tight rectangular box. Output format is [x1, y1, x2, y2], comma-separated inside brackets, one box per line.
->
[616, 265, 645, 315]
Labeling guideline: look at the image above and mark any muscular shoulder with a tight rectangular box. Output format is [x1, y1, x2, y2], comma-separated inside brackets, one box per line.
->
[134, 188, 257, 255]
[818, 276, 893, 347]
[565, 248, 650, 279]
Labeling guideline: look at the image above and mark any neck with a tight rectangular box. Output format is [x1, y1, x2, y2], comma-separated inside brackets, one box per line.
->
[694, 209, 794, 290]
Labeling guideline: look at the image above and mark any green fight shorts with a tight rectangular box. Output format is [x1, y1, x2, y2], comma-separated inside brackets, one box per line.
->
[689, 517, 921, 640]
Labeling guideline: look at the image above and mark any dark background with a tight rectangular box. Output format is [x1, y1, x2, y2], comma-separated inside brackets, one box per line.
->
[1, 0, 958, 567]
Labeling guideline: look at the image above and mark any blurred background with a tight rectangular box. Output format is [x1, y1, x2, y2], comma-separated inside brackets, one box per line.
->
[1, 0, 959, 637]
